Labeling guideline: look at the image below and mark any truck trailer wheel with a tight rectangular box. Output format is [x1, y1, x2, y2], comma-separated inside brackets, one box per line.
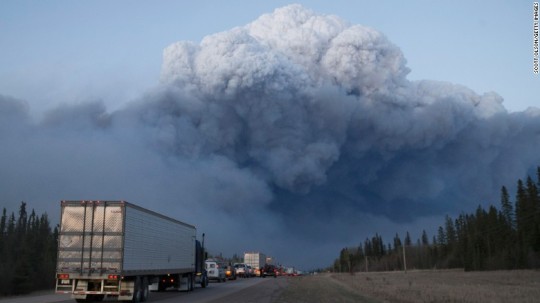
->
[132, 277, 142, 303]
[201, 274, 208, 288]
[189, 274, 194, 291]
[141, 277, 149, 302]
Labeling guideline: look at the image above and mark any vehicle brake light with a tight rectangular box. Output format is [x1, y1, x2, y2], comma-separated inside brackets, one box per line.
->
[57, 274, 69, 279]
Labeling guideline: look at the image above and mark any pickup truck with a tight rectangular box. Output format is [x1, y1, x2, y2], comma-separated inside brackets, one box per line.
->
[233, 263, 248, 278]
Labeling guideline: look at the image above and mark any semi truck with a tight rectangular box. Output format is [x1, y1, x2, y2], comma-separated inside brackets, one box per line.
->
[244, 252, 266, 277]
[55, 200, 208, 303]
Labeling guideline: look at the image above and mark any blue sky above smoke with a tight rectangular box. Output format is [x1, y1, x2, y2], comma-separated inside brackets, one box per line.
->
[0, 1, 536, 114]
[0, 2, 539, 269]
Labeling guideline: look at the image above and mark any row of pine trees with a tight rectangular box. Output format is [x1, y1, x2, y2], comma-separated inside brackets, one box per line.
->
[0, 202, 58, 296]
[333, 167, 540, 272]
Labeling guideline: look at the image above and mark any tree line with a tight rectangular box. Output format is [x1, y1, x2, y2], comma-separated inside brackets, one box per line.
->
[0, 202, 58, 296]
[333, 167, 540, 272]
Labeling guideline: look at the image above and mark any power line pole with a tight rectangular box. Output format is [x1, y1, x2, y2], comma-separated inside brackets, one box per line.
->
[365, 255, 368, 272]
[402, 244, 407, 273]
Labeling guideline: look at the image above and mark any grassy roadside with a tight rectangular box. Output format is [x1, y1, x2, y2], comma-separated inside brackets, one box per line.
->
[332, 270, 540, 303]
[275, 274, 379, 303]
[275, 270, 540, 303]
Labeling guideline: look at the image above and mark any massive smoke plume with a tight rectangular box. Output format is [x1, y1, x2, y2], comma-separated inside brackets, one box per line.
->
[1, 5, 539, 267]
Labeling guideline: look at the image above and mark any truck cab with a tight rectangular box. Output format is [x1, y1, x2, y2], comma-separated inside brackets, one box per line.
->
[233, 263, 248, 278]
[205, 260, 226, 282]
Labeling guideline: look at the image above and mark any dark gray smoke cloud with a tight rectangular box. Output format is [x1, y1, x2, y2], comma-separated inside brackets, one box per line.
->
[1, 4, 539, 268]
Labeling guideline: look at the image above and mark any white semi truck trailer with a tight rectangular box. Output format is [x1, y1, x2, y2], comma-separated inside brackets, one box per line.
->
[244, 252, 266, 277]
[55, 200, 208, 302]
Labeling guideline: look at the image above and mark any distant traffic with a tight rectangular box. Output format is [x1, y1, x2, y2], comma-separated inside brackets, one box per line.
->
[205, 252, 303, 282]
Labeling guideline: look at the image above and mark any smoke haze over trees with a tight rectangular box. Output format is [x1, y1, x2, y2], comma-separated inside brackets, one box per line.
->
[0, 5, 539, 268]
[333, 168, 540, 272]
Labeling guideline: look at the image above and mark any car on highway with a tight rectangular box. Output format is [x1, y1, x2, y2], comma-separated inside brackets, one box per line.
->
[205, 260, 226, 282]
[234, 263, 246, 278]
[234, 263, 249, 278]
[246, 265, 255, 277]
[224, 264, 237, 280]
[260, 264, 277, 278]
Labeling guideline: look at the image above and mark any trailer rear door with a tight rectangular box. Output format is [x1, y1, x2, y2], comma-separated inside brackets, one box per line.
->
[57, 201, 124, 276]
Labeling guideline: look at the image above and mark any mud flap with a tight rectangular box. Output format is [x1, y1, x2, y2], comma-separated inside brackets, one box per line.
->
[118, 280, 134, 301]
[179, 276, 189, 292]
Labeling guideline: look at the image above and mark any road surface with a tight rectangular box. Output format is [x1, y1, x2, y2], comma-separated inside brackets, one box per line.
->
[0, 277, 288, 303]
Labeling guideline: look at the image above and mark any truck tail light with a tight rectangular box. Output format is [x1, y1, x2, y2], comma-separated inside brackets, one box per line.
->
[57, 274, 69, 279]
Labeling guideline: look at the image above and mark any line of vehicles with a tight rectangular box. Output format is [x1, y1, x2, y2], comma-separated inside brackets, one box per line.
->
[53, 201, 301, 303]
[205, 253, 295, 282]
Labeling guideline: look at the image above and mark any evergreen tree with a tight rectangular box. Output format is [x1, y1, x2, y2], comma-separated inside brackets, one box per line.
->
[445, 215, 457, 247]
[515, 179, 528, 266]
[404, 231, 412, 246]
[16, 202, 27, 236]
[526, 176, 539, 203]
[333, 259, 340, 272]
[437, 226, 446, 246]
[485, 206, 499, 263]
[12, 202, 32, 294]
[421, 230, 429, 246]
[418, 230, 431, 268]
[536, 166, 540, 188]
[0, 202, 59, 295]
[514, 176, 540, 266]
[393, 233, 402, 252]
[0, 208, 5, 235]
[371, 234, 382, 258]
[339, 248, 350, 272]
[525, 175, 540, 261]
[0, 208, 5, 252]
[7, 212, 15, 237]
[353, 244, 365, 271]
[364, 238, 373, 257]
[500, 186, 515, 229]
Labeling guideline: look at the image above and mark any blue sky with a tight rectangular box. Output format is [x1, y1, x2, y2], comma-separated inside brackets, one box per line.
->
[0, 1, 537, 116]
